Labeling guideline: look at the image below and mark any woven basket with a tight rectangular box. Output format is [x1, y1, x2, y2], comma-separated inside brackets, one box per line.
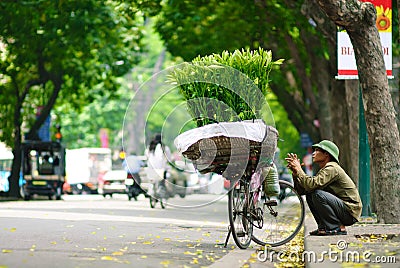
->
[182, 125, 278, 179]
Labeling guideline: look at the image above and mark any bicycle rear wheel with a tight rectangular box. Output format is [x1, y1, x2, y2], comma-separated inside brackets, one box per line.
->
[157, 180, 168, 209]
[251, 180, 305, 247]
[228, 180, 253, 249]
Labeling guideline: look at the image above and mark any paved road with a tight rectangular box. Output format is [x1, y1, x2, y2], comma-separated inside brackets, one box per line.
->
[0, 193, 240, 268]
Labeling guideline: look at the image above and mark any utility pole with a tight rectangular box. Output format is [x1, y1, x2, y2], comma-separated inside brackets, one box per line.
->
[358, 87, 372, 217]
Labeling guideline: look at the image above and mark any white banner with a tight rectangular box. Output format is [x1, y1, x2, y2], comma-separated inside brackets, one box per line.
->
[337, 0, 392, 80]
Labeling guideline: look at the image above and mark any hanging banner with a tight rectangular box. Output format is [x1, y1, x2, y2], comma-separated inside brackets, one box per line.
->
[337, 0, 392, 79]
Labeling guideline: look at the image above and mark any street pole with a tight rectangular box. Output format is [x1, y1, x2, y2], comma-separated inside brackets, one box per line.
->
[358, 86, 372, 217]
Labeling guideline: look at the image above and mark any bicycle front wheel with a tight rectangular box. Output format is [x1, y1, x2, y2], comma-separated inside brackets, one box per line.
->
[157, 183, 167, 209]
[251, 180, 305, 247]
[228, 180, 253, 249]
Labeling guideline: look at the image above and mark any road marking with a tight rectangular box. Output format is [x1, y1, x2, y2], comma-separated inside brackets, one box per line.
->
[0, 209, 227, 228]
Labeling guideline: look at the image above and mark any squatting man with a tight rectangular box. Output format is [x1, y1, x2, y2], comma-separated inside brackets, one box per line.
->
[285, 140, 362, 236]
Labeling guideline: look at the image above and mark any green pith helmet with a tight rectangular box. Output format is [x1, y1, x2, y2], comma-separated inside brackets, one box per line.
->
[312, 140, 340, 163]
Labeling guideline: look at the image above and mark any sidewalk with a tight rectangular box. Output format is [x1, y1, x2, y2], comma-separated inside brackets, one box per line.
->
[211, 211, 400, 267]
[305, 212, 400, 267]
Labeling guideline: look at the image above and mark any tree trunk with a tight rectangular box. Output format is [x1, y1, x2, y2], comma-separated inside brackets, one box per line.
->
[126, 49, 166, 154]
[26, 77, 62, 141]
[330, 80, 353, 174]
[344, 80, 359, 183]
[316, 0, 400, 223]
[9, 90, 25, 198]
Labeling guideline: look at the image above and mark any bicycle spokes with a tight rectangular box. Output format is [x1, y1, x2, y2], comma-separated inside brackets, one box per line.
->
[251, 180, 305, 247]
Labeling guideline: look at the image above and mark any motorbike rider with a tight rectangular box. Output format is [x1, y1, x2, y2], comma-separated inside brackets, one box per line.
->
[123, 154, 145, 200]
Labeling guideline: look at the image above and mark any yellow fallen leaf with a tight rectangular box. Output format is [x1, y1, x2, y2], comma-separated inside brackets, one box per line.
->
[112, 251, 123, 256]
[141, 255, 147, 259]
[2, 249, 13, 253]
[160, 260, 170, 265]
[183, 251, 196, 255]
[191, 258, 198, 264]
[164, 238, 171, 242]
[101, 256, 115, 261]
[10, 228, 16, 232]
[160, 251, 168, 254]
[50, 241, 57, 245]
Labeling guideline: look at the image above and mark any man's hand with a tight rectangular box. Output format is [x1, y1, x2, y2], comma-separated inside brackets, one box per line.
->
[285, 153, 303, 176]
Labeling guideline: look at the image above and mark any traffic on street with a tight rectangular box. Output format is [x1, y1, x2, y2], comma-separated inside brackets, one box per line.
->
[0, 194, 240, 268]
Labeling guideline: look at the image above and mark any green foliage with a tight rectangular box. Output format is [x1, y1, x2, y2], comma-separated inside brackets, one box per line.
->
[154, 0, 324, 156]
[0, 0, 161, 147]
[155, 0, 267, 61]
[266, 92, 302, 162]
[168, 48, 283, 127]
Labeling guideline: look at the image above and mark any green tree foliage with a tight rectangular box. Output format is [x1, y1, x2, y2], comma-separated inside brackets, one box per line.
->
[54, 19, 177, 153]
[155, 0, 317, 157]
[0, 0, 161, 196]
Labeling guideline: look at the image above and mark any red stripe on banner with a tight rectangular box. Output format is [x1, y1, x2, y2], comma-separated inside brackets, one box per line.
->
[338, 70, 392, 76]
[362, 0, 391, 9]
[338, 70, 358, 75]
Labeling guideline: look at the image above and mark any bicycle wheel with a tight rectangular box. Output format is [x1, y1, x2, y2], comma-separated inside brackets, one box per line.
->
[149, 183, 157, 208]
[157, 183, 168, 209]
[228, 180, 253, 249]
[149, 196, 157, 208]
[251, 180, 305, 247]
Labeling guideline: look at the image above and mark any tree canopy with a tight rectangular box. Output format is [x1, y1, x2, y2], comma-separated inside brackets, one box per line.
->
[154, 0, 400, 223]
[0, 0, 161, 196]
[155, 0, 329, 158]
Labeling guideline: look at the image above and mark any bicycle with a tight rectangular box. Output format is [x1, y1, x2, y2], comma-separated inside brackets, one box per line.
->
[147, 169, 169, 209]
[175, 120, 305, 249]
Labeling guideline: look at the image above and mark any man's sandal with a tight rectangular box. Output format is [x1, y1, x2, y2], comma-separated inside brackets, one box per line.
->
[310, 227, 347, 236]
[309, 229, 326, 236]
[324, 227, 347, 235]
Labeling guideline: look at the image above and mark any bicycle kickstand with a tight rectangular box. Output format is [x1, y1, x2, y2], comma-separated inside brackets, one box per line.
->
[224, 225, 231, 248]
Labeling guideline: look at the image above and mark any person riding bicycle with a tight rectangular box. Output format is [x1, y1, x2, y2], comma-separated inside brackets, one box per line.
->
[145, 134, 172, 191]
[285, 140, 362, 236]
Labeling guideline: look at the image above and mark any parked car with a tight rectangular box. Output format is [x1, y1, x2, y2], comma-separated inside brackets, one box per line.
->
[97, 169, 127, 197]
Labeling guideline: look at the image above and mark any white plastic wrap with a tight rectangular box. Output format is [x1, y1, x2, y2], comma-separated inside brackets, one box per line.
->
[174, 119, 269, 153]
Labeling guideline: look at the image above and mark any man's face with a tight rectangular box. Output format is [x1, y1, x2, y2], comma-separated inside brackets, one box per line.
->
[312, 148, 329, 163]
